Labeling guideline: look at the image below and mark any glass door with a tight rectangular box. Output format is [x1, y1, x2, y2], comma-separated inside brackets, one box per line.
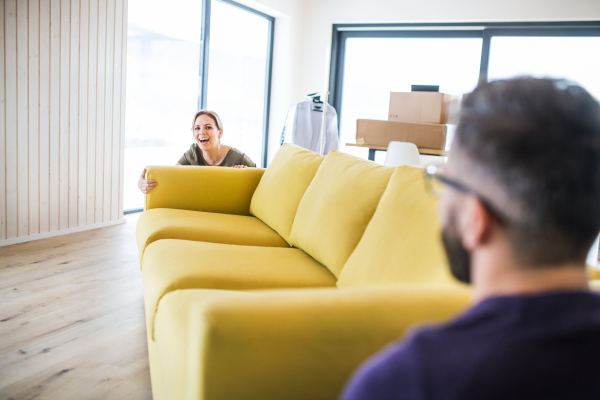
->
[124, 0, 202, 211]
[205, 0, 273, 168]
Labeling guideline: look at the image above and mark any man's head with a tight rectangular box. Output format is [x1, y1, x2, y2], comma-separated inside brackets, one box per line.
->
[440, 78, 600, 284]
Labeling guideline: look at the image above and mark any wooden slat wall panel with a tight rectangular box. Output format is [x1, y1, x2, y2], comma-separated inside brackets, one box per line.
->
[111, 0, 123, 221]
[49, 0, 60, 232]
[118, 0, 127, 218]
[78, 0, 90, 226]
[59, 0, 70, 229]
[1, 0, 127, 245]
[103, 0, 114, 223]
[87, 0, 98, 226]
[69, 0, 79, 228]
[39, 0, 50, 234]
[5, 0, 18, 240]
[28, 0, 40, 235]
[0, 4, 5, 240]
[16, 0, 28, 236]
[95, 0, 106, 223]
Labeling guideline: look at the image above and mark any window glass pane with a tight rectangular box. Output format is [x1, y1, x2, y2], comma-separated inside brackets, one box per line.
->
[488, 36, 600, 100]
[124, 0, 201, 210]
[206, 0, 270, 167]
[488, 36, 600, 264]
[340, 37, 483, 161]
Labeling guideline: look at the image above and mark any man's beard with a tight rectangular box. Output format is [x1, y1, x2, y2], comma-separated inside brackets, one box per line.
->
[441, 221, 472, 284]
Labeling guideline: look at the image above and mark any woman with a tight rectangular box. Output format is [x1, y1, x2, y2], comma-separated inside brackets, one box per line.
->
[138, 110, 256, 194]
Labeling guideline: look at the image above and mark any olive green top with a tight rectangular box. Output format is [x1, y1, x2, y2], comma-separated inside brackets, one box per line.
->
[178, 144, 256, 167]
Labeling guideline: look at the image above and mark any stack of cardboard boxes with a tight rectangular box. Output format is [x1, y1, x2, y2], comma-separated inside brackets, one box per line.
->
[355, 91, 460, 151]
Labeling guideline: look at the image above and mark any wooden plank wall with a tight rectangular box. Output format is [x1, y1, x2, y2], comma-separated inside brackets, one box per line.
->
[1, 0, 128, 244]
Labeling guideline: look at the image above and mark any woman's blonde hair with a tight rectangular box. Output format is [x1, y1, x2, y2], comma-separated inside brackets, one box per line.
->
[191, 110, 223, 131]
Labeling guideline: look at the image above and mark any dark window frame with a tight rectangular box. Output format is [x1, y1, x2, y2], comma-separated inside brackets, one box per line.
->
[328, 21, 600, 132]
[200, 0, 275, 168]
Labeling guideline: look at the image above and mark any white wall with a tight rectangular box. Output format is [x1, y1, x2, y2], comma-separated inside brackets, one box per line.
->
[1, 0, 128, 246]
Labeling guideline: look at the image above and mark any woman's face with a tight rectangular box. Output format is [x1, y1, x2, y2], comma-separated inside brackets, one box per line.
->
[193, 114, 222, 151]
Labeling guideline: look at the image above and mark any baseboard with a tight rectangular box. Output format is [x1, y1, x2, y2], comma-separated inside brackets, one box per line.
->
[0, 218, 126, 247]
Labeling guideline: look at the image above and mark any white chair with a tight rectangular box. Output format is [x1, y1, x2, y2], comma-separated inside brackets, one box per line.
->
[383, 141, 421, 167]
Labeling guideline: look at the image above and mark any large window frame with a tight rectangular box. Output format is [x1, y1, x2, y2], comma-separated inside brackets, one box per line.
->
[328, 21, 600, 132]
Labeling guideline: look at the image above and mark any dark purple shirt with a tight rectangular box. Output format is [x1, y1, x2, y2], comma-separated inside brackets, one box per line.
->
[341, 291, 600, 400]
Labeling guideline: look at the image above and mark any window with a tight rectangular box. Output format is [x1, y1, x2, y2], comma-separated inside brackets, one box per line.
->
[329, 22, 600, 163]
[124, 0, 202, 211]
[340, 35, 482, 161]
[329, 22, 600, 262]
[205, 0, 274, 167]
[487, 34, 600, 264]
[124, 0, 274, 212]
[488, 36, 600, 99]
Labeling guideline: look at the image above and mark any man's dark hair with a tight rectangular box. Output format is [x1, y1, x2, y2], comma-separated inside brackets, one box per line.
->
[455, 77, 600, 265]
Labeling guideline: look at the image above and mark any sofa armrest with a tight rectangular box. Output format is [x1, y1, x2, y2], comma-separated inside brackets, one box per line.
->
[144, 166, 266, 215]
[153, 285, 471, 400]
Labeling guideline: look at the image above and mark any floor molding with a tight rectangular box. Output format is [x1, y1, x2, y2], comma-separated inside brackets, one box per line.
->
[0, 218, 126, 247]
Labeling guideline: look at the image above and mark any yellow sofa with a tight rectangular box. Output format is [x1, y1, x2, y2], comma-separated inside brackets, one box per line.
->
[137, 144, 600, 400]
[136, 144, 471, 400]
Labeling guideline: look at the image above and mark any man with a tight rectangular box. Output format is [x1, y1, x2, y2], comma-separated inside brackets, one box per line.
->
[341, 78, 600, 400]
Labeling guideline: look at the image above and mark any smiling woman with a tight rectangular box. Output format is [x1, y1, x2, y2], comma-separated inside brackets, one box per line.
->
[137, 110, 256, 194]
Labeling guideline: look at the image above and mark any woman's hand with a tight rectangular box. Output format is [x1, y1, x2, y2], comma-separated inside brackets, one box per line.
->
[138, 168, 157, 194]
[232, 165, 247, 169]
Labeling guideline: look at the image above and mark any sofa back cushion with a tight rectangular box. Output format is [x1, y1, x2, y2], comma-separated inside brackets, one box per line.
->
[337, 166, 459, 288]
[250, 144, 325, 243]
[288, 151, 395, 277]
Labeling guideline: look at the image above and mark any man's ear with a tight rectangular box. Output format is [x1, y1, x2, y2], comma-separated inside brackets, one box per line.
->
[459, 197, 494, 251]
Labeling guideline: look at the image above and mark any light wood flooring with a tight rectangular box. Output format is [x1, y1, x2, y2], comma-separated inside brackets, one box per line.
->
[0, 213, 151, 400]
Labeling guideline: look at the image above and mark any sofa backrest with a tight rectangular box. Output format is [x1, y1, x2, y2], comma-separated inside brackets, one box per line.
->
[250, 144, 325, 243]
[288, 151, 395, 278]
[145, 165, 265, 215]
[337, 166, 460, 288]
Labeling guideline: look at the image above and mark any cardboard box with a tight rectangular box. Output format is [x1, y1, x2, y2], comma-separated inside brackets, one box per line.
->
[388, 92, 460, 124]
[356, 119, 447, 150]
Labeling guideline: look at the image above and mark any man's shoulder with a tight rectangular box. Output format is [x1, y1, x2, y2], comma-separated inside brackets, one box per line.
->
[343, 292, 600, 400]
[341, 321, 478, 400]
[341, 331, 425, 400]
[371, 291, 600, 358]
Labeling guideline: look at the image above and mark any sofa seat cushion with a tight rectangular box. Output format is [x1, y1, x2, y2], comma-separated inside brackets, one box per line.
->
[337, 166, 459, 288]
[250, 144, 325, 244]
[288, 151, 395, 278]
[142, 239, 337, 338]
[136, 208, 290, 262]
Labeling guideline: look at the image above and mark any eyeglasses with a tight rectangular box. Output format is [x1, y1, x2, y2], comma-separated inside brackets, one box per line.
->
[424, 164, 509, 225]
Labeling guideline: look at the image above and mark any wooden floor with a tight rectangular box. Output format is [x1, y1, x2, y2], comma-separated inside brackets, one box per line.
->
[0, 213, 151, 400]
